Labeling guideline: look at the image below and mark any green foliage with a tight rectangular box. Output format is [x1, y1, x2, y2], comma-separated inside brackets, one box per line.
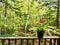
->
[0, 0, 58, 36]
[37, 28, 45, 38]
[0, 34, 15, 37]
[37, 28, 44, 32]
[0, 42, 2, 45]
[17, 43, 21, 45]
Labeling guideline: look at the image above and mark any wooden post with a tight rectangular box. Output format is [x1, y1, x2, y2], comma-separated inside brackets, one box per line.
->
[57, 39, 60, 45]
[38, 39, 40, 45]
[2, 39, 5, 45]
[44, 39, 46, 45]
[15, 39, 17, 45]
[32, 39, 34, 45]
[8, 39, 10, 45]
[21, 39, 23, 45]
[50, 39, 52, 45]
[54, 39, 56, 45]
[26, 39, 28, 45]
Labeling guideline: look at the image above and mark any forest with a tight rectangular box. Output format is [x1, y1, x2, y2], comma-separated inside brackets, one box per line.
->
[0, 0, 60, 37]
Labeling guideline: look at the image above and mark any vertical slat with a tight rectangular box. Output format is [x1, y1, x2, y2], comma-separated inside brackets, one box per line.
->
[50, 39, 52, 45]
[38, 39, 40, 45]
[2, 39, 4, 45]
[57, 39, 60, 45]
[44, 39, 46, 45]
[26, 39, 28, 45]
[8, 39, 10, 45]
[32, 39, 34, 45]
[15, 39, 17, 45]
[54, 39, 56, 45]
[21, 39, 23, 45]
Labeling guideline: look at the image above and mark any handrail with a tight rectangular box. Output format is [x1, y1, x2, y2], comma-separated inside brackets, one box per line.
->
[0, 36, 59, 39]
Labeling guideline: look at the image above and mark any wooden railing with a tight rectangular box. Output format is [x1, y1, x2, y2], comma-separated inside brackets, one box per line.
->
[0, 36, 60, 45]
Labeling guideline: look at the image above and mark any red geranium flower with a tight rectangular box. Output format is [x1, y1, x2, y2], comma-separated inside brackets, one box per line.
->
[40, 18, 46, 23]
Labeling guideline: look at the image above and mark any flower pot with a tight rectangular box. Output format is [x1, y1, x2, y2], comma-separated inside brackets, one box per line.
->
[37, 30, 44, 39]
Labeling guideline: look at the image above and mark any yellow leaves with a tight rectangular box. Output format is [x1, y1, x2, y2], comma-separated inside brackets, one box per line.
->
[53, 30, 56, 33]
[28, 18, 37, 25]
[33, 1, 39, 7]
[47, 26, 56, 29]
[39, 6, 48, 15]
[8, 0, 14, 5]
[30, 7, 38, 14]
[4, 24, 8, 27]
[51, 7, 56, 10]
[29, 27, 37, 31]
[20, 0, 28, 14]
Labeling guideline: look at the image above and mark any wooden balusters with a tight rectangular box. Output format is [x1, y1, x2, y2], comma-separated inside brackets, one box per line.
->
[57, 39, 60, 45]
[0, 36, 59, 45]
[32, 39, 34, 45]
[26, 39, 28, 45]
[8, 39, 10, 45]
[50, 39, 52, 45]
[15, 39, 17, 45]
[21, 39, 23, 45]
[54, 39, 56, 45]
[38, 39, 40, 45]
[2, 39, 5, 45]
[44, 39, 46, 45]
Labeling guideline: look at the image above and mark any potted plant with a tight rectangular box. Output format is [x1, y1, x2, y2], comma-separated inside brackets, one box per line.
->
[36, 18, 47, 39]
[37, 27, 45, 39]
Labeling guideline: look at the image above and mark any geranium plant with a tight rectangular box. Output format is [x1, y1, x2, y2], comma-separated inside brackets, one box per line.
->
[36, 18, 47, 39]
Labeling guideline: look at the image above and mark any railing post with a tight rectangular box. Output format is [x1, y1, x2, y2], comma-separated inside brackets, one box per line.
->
[38, 39, 40, 45]
[50, 39, 52, 45]
[8, 39, 10, 45]
[57, 39, 60, 45]
[32, 39, 34, 45]
[54, 39, 56, 45]
[26, 39, 28, 45]
[44, 39, 46, 45]
[21, 39, 23, 45]
[2, 39, 5, 45]
[15, 39, 17, 45]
